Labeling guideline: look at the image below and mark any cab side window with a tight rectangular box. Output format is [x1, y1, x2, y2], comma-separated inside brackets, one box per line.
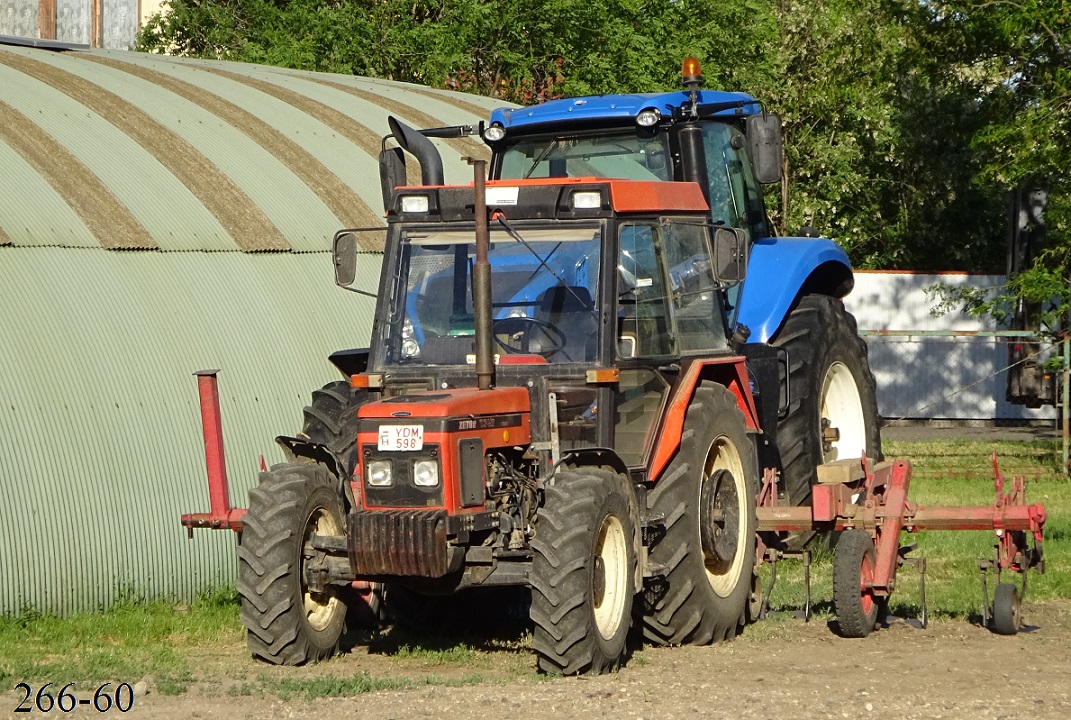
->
[617, 223, 675, 358]
[660, 220, 727, 352]
[701, 123, 769, 241]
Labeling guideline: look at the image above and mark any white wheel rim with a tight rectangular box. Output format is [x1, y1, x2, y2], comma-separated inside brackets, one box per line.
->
[593, 514, 629, 640]
[304, 508, 341, 632]
[704, 437, 748, 598]
[821, 361, 866, 464]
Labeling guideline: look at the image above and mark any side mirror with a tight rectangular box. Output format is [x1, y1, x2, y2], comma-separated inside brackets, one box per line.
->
[379, 146, 406, 212]
[712, 226, 748, 284]
[746, 113, 783, 185]
[332, 230, 359, 287]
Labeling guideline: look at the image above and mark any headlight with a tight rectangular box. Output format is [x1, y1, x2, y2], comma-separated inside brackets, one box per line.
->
[367, 460, 393, 486]
[571, 191, 602, 209]
[484, 123, 506, 142]
[400, 195, 430, 213]
[636, 108, 661, 127]
[402, 338, 420, 358]
[413, 459, 439, 487]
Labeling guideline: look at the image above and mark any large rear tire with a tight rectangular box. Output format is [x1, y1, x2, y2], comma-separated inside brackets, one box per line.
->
[237, 465, 348, 665]
[770, 294, 882, 507]
[530, 468, 638, 675]
[300, 379, 366, 471]
[642, 383, 758, 645]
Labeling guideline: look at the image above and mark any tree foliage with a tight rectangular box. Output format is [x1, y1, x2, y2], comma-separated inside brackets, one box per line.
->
[139, 0, 1069, 284]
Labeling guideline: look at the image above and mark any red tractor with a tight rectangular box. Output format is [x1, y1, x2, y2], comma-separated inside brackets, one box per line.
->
[217, 159, 767, 674]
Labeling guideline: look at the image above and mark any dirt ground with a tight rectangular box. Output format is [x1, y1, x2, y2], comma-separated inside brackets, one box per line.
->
[17, 599, 1067, 720]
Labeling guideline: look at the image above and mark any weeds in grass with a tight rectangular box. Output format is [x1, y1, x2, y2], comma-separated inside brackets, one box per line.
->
[227, 671, 485, 701]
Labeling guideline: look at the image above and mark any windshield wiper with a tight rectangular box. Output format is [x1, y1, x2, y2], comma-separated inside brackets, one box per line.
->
[523, 138, 561, 179]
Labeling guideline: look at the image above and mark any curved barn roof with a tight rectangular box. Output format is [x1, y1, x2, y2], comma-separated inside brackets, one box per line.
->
[0, 42, 499, 252]
[0, 42, 512, 616]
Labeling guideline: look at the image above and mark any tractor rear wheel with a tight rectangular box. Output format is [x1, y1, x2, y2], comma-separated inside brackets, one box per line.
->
[642, 383, 758, 645]
[300, 380, 366, 472]
[530, 468, 638, 675]
[237, 465, 348, 665]
[770, 294, 882, 508]
[832, 529, 880, 638]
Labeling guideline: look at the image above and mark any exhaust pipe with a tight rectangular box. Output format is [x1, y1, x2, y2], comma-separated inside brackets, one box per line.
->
[387, 116, 445, 186]
[471, 158, 494, 391]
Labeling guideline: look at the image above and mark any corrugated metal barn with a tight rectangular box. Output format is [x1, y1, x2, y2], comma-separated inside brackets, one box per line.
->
[0, 40, 501, 616]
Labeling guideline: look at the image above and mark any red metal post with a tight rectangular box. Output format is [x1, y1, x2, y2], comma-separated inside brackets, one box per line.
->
[181, 370, 246, 534]
[871, 460, 911, 595]
[197, 370, 231, 519]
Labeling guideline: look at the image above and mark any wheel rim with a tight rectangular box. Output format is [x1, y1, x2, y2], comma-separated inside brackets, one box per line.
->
[303, 507, 342, 632]
[592, 513, 629, 640]
[859, 546, 876, 617]
[703, 436, 748, 598]
[821, 361, 867, 463]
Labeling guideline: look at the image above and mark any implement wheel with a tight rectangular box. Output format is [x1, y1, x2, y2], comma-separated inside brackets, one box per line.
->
[991, 583, 1021, 636]
[642, 383, 758, 645]
[833, 529, 881, 637]
[530, 468, 638, 675]
[237, 465, 348, 665]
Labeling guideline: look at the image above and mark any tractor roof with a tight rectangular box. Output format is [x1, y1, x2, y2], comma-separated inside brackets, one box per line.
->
[488, 90, 761, 134]
[390, 177, 709, 221]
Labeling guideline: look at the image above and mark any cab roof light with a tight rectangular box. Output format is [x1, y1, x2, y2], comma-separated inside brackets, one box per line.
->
[636, 108, 661, 127]
[571, 190, 603, 210]
[400, 194, 430, 213]
[484, 123, 506, 142]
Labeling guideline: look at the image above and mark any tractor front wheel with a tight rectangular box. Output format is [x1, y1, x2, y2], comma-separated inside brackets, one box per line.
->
[530, 468, 638, 675]
[237, 465, 348, 665]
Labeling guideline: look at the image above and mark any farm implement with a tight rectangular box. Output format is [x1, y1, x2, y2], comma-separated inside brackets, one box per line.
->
[754, 455, 1046, 636]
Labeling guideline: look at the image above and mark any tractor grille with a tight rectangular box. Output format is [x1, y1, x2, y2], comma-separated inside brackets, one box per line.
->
[348, 509, 450, 578]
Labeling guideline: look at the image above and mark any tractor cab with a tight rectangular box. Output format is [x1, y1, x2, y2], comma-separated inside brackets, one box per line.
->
[334, 176, 747, 475]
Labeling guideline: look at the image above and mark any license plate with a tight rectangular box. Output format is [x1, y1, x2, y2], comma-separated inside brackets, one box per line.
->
[378, 425, 424, 451]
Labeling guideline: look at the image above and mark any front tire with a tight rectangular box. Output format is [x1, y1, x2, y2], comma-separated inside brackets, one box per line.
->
[771, 294, 882, 507]
[237, 465, 348, 665]
[642, 383, 758, 645]
[530, 468, 638, 675]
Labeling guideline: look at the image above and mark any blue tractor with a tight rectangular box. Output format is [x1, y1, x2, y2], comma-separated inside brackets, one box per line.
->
[381, 58, 881, 513]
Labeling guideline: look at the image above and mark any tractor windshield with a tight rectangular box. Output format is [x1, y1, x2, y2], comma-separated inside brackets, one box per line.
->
[500, 132, 672, 182]
[387, 225, 603, 365]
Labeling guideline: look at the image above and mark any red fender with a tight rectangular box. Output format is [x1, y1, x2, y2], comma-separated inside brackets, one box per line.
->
[647, 357, 761, 482]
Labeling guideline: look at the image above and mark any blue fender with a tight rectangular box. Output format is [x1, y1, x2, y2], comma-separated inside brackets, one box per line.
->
[736, 236, 854, 343]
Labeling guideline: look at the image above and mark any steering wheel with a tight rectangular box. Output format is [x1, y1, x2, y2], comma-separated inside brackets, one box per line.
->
[493, 316, 567, 357]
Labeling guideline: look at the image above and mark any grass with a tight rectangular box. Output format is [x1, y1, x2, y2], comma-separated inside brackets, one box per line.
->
[227, 671, 485, 701]
[762, 438, 1070, 620]
[0, 588, 242, 695]
[2, 437, 1067, 698]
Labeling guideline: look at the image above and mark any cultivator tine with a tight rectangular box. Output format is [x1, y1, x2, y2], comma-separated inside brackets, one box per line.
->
[802, 550, 812, 622]
[762, 548, 779, 621]
[901, 555, 927, 629]
[979, 559, 991, 628]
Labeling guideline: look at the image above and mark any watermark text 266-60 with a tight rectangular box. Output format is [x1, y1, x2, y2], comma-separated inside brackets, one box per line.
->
[13, 682, 134, 713]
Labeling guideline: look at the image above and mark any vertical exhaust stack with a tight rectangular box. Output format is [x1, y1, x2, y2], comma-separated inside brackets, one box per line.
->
[471, 158, 494, 391]
[387, 116, 445, 186]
